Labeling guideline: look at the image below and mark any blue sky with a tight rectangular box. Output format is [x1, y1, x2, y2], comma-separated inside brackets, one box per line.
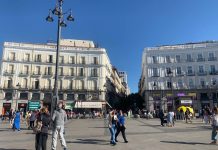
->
[1, 0, 218, 93]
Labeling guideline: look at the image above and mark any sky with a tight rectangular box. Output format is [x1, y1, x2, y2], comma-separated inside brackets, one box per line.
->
[1, 0, 218, 93]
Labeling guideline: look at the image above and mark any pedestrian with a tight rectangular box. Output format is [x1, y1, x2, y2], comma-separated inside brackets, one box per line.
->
[210, 107, 218, 144]
[185, 109, 192, 123]
[35, 107, 51, 150]
[51, 101, 68, 150]
[115, 110, 128, 143]
[13, 110, 21, 131]
[108, 110, 118, 145]
[30, 110, 37, 129]
[167, 109, 174, 127]
[159, 109, 165, 126]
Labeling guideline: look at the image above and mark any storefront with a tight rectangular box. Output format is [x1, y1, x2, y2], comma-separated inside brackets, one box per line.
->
[2, 103, 11, 115]
[74, 101, 105, 110]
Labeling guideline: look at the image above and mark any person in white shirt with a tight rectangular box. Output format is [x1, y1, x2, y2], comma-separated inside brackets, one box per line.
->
[210, 107, 218, 144]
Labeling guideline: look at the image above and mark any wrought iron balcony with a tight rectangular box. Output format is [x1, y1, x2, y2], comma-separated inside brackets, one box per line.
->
[19, 72, 29, 77]
[208, 57, 217, 61]
[197, 71, 207, 76]
[186, 72, 195, 76]
[197, 58, 205, 62]
[3, 71, 15, 76]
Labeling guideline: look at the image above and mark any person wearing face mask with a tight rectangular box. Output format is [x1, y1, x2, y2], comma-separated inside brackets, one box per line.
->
[51, 101, 68, 150]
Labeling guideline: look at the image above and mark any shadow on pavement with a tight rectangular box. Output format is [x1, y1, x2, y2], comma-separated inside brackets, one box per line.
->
[0, 148, 27, 150]
[160, 140, 210, 145]
[67, 138, 109, 145]
[88, 126, 107, 129]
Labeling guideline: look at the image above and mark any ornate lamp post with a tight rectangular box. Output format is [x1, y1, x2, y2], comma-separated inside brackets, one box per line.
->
[46, 0, 74, 115]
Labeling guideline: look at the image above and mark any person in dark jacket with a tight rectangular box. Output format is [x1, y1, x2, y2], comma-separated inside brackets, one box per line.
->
[159, 110, 165, 126]
[35, 107, 51, 150]
[115, 110, 128, 143]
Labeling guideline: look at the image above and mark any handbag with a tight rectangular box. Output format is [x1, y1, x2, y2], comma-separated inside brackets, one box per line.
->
[33, 115, 43, 134]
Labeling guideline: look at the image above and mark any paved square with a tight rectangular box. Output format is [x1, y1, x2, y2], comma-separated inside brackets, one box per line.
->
[0, 118, 217, 150]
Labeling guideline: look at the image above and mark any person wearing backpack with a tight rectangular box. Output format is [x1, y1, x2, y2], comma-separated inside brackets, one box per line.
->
[210, 107, 218, 144]
[35, 107, 51, 150]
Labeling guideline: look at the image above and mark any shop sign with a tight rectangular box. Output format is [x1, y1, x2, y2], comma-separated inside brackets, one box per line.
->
[188, 93, 196, 97]
[181, 100, 192, 104]
[28, 101, 40, 110]
[75, 101, 103, 108]
[177, 93, 185, 96]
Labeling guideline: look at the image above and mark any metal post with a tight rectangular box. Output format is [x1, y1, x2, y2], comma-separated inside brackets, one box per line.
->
[51, 0, 62, 116]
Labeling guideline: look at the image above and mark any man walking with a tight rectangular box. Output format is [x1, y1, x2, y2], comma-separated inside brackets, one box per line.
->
[51, 101, 68, 150]
[115, 110, 128, 143]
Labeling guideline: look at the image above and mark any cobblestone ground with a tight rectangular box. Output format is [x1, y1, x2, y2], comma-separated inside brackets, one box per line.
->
[0, 118, 217, 150]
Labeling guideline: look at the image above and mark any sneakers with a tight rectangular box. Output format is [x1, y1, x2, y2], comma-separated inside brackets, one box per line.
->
[115, 139, 118, 142]
[125, 141, 128, 143]
[63, 148, 67, 150]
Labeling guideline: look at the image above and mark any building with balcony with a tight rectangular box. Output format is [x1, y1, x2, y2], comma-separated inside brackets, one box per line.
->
[139, 41, 218, 113]
[0, 39, 128, 114]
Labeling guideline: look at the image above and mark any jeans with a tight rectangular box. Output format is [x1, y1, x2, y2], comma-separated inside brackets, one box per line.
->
[35, 132, 48, 150]
[109, 124, 116, 143]
[212, 126, 217, 142]
[51, 126, 67, 150]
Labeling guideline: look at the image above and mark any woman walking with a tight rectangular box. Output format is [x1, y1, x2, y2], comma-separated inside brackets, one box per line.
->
[210, 107, 218, 144]
[167, 109, 174, 127]
[108, 110, 118, 145]
[35, 107, 51, 150]
[13, 110, 21, 131]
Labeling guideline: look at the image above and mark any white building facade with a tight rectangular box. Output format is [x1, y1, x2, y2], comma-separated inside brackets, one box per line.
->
[139, 41, 218, 113]
[0, 39, 128, 114]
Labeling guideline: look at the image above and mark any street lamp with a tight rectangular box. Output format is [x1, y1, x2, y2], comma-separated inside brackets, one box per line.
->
[46, 0, 74, 115]
[167, 68, 174, 111]
[14, 83, 21, 111]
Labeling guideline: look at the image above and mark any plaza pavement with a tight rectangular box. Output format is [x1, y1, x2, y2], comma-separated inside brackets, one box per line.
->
[0, 118, 217, 150]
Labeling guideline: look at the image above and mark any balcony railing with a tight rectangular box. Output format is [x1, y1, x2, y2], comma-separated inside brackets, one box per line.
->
[197, 58, 205, 62]
[186, 72, 195, 76]
[186, 58, 194, 62]
[4, 71, 15, 76]
[43, 73, 53, 77]
[19, 72, 29, 77]
[151, 74, 160, 77]
[208, 57, 217, 61]
[31, 72, 41, 77]
[197, 71, 207, 76]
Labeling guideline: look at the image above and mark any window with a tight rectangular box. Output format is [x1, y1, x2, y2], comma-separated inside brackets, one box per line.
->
[10, 52, 15, 61]
[81, 56, 86, 64]
[32, 93, 40, 100]
[209, 53, 216, 61]
[9, 64, 14, 74]
[20, 93, 28, 100]
[70, 68, 74, 76]
[178, 79, 183, 88]
[200, 79, 205, 88]
[210, 65, 216, 74]
[93, 57, 98, 64]
[59, 56, 64, 64]
[7, 79, 13, 88]
[48, 67, 52, 75]
[166, 68, 172, 75]
[46, 79, 52, 89]
[22, 78, 28, 88]
[24, 65, 29, 74]
[48, 55, 53, 63]
[91, 80, 97, 90]
[187, 54, 192, 62]
[67, 94, 74, 100]
[152, 56, 157, 64]
[166, 56, 171, 63]
[79, 68, 84, 76]
[59, 67, 63, 76]
[34, 80, 40, 89]
[212, 78, 217, 86]
[35, 54, 41, 62]
[44, 93, 52, 101]
[176, 67, 182, 75]
[189, 79, 194, 88]
[187, 66, 193, 74]
[197, 53, 204, 61]
[70, 56, 75, 64]
[58, 93, 64, 100]
[176, 55, 181, 62]
[152, 68, 158, 77]
[58, 80, 62, 90]
[167, 81, 172, 88]
[69, 80, 73, 90]
[91, 68, 98, 77]
[25, 54, 30, 62]
[35, 66, 40, 75]
[5, 92, 13, 100]
[199, 66, 204, 73]
[78, 80, 84, 89]
[78, 94, 86, 100]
